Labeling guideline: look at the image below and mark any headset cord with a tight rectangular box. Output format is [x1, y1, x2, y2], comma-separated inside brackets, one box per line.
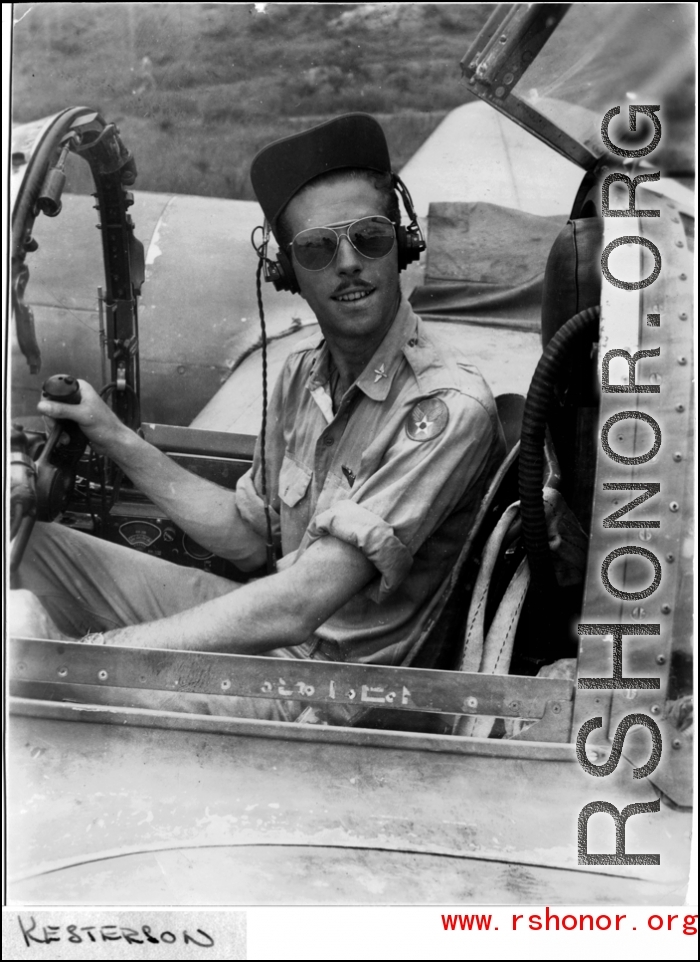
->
[255, 256, 277, 575]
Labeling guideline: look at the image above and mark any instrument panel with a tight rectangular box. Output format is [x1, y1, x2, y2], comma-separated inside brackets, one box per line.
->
[61, 494, 255, 582]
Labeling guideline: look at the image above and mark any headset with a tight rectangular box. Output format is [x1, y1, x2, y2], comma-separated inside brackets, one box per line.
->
[251, 173, 425, 295]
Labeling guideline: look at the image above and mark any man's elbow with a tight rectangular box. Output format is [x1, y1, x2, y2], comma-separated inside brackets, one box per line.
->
[205, 508, 269, 571]
[217, 541, 268, 573]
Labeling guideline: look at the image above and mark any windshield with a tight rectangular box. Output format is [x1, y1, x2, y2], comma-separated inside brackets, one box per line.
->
[512, 3, 695, 171]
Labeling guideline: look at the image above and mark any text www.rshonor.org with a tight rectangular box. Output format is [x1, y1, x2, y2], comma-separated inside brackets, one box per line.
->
[441, 911, 698, 934]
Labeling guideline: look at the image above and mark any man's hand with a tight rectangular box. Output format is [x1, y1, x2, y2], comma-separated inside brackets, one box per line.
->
[37, 379, 128, 457]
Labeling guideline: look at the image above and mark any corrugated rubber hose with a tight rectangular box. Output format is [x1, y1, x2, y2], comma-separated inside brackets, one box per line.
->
[518, 306, 600, 594]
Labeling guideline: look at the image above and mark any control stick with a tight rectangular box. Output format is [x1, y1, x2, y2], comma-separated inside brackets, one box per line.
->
[39, 375, 87, 468]
[10, 375, 89, 579]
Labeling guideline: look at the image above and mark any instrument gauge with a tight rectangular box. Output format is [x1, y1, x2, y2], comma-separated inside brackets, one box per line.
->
[118, 520, 162, 549]
[183, 535, 214, 560]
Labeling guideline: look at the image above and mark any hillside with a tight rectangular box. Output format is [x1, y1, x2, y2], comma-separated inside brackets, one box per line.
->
[11, 2, 494, 198]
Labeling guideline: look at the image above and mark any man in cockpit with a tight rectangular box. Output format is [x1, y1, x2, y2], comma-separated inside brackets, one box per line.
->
[14, 114, 505, 720]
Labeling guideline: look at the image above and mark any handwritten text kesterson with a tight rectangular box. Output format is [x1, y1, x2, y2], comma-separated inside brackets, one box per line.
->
[17, 915, 215, 948]
[576, 105, 666, 865]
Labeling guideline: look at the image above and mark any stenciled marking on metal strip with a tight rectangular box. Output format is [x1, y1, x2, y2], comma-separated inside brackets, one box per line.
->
[405, 397, 449, 442]
[260, 676, 412, 706]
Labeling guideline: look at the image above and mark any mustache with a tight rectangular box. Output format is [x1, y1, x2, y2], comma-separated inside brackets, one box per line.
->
[331, 281, 375, 296]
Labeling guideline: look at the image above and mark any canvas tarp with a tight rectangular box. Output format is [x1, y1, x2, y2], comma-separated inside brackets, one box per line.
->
[409, 202, 566, 332]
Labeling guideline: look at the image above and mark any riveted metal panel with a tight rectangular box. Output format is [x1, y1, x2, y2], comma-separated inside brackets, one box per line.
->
[10, 638, 572, 721]
[574, 190, 694, 807]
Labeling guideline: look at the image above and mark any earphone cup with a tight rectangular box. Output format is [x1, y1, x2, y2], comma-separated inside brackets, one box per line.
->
[396, 225, 423, 272]
[273, 247, 299, 294]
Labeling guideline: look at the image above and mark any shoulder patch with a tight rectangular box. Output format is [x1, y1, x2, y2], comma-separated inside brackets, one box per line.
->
[405, 397, 449, 442]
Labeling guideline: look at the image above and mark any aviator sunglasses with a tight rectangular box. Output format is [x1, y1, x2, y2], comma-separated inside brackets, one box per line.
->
[290, 215, 396, 272]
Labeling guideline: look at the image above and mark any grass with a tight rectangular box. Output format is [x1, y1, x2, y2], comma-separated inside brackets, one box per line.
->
[11, 2, 491, 198]
[114, 109, 451, 200]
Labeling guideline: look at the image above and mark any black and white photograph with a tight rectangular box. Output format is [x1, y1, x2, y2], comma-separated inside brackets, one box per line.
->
[4, 1, 696, 952]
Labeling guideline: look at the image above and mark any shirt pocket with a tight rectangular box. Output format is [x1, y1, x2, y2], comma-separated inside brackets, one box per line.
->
[279, 455, 312, 508]
[278, 455, 313, 556]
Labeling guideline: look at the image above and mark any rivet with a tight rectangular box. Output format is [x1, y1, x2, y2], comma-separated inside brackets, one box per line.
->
[678, 312, 688, 320]
[221, 679, 231, 691]
[677, 356, 687, 365]
[666, 553, 675, 562]
[672, 738, 682, 750]
[499, 34, 507, 42]
[675, 240, 684, 247]
[669, 501, 679, 512]
[639, 529, 652, 542]
[631, 606, 646, 619]
[551, 703, 561, 714]
[467, 696, 478, 709]
[675, 404, 685, 412]
[17, 662, 26, 672]
[508, 700, 519, 711]
[673, 452, 683, 462]
[495, 85, 506, 97]
[58, 667, 68, 677]
[650, 704, 660, 714]
[679, 273, 687, 280]
[503, 72, 514, 84]
[661, 604, 671, 614]
[656, 654, 666, 665]
[177, 365, 186, 375]
[139, 674, 147, 682]
[98, 670, 108, 681]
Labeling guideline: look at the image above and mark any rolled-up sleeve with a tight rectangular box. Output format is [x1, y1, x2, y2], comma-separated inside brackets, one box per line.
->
[308, 500, 414, 595]
[305, 391, 504, 602]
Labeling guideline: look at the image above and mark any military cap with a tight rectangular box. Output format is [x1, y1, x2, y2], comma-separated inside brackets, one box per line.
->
[250, 113, 392, 229]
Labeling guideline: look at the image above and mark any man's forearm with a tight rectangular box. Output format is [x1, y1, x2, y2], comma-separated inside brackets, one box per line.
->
[102, 535, 376, 655]
[106, 424, 267, 570]
[104, 573, 310, 654]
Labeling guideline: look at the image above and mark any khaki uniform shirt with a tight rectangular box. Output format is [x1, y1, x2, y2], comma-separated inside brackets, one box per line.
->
[236, 298, 505, 666]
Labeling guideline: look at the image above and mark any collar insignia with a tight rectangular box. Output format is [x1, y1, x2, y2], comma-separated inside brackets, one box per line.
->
[373, 363, 388, 383]
[405, 397, 449, 442]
